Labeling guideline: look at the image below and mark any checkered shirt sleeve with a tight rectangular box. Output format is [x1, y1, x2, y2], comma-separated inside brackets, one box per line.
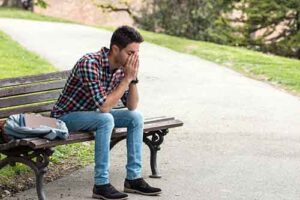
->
[77, 59, 107, 107]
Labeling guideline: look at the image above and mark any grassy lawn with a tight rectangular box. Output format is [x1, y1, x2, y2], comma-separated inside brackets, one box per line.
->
[0, 30, 56, 79]
[139, 30, 300, 95]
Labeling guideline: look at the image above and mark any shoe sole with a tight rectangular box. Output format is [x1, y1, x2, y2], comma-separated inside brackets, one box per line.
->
[92, 193, 128, 200]
[124, 188, 162, 196]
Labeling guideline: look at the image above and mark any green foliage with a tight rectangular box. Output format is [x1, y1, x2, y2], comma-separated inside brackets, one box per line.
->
[35, 0, 48, 8]
[242, 0, 300, 58]
[139, 0, 300, 58]
[140, 29, 300, 94]
[139, 0, 236, 44]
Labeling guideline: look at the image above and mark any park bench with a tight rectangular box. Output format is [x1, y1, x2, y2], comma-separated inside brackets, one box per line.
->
[0, 70, 183, 200]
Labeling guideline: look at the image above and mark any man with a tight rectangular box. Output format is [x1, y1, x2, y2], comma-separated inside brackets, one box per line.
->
[50, 26, 161, 200]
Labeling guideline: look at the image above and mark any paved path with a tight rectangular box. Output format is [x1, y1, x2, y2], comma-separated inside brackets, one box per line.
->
[1, 18, 300, 200]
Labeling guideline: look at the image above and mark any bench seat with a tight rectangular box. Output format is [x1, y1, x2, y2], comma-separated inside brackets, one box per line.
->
[0, 117, 182, 150]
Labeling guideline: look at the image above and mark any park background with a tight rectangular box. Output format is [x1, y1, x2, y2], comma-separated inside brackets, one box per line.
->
[0, 0, 300, 199]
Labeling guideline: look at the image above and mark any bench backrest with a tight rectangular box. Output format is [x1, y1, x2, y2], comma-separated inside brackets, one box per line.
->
[0, 70, 72, 119]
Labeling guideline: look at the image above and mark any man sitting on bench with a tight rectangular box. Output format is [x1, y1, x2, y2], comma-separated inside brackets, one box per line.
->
[50, 26, 161, 200]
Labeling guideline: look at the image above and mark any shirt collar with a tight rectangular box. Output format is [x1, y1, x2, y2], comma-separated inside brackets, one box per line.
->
[100, 47, 110, 68]
[100, 47, 124, 75]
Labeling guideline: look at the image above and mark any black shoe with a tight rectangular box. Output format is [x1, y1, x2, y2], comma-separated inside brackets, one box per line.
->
[93, 183, 128, 200]
[124, 178, 162, 196]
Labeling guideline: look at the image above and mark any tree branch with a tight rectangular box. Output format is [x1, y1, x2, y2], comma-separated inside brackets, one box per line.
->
[95, 2, 141, 23]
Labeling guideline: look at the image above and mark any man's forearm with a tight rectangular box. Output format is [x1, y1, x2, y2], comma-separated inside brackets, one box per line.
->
[99, 78, 130, 112]
[126, 83, 139, 110]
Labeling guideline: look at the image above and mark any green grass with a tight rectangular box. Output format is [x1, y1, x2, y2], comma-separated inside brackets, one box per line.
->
[51, 142, 94, 166]
[139, 30, 300, 95]
[0, 7, 72, 23]
[0, 30, 56, 79]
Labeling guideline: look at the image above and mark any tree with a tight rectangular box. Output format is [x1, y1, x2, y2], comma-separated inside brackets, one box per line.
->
[241, 0, 300, 58]
[92, 0, 142, 23]
[139, 0, 300, 58]
[139, 0, 237, 44]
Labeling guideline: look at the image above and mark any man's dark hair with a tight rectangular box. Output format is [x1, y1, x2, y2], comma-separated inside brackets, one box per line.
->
[110, 26, 144, 50]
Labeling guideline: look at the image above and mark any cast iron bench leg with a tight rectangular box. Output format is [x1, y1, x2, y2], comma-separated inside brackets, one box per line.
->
[0, 148, 53, 200]
[143, 129, 168, 178]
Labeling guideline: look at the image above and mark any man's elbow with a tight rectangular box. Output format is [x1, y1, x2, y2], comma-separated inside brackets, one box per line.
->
[99, 106, 111, 113]
[127, 104, 137, 111]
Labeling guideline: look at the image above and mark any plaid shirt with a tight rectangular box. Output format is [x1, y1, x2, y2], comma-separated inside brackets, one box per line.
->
[50, 47, 128, 118]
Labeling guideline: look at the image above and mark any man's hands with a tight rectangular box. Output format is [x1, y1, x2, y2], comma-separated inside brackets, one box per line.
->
[99, 53, 140, 113]
[124, 53, 139, 83]
[122, 52, 139, 110]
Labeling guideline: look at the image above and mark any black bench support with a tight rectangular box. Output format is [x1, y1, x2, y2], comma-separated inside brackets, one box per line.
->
[0, 129, 168, 200]
[0, 147, 54, 200]
[143, 129, 168, 178]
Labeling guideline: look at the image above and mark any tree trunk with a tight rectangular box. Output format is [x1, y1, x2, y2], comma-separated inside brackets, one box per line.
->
[296, 12, 300, 31]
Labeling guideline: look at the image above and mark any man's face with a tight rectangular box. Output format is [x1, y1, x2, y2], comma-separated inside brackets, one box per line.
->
[115, 42, 140, 67]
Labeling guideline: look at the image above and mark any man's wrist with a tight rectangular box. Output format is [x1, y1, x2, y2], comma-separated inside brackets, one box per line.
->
[130, 77, 139, 84]
[123, 77, 132, 86]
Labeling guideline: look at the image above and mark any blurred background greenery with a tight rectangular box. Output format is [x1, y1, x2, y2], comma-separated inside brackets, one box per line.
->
[2, 0, 298, 59]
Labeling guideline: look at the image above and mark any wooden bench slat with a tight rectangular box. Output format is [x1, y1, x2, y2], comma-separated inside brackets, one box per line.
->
[0, 117, 183, 150]
[0, 70, 70, 87]
[0, 102, 55, 119]
[143, 119, 183, 132]
[0, 102, 125, 120]
[19, 119, 183, 149]
[0, 80, 66, 98]
[143, 116, 174, 123]
[0, 91, 61, 109]
[110, 117, 175, 136]
[0, 140, 21, 151]
[112, 119, 183, 138]
[18, 132, 95, 149]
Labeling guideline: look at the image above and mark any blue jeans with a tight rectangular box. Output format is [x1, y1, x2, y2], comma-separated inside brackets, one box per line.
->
[58, 109, 144, 185]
